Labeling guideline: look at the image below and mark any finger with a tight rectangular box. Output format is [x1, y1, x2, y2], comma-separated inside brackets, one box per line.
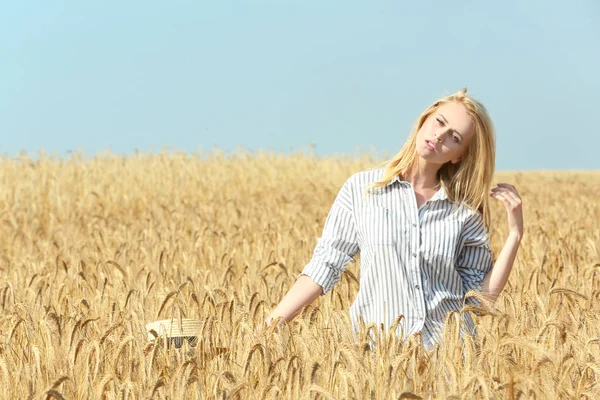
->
[490, 191, 507, 201]
[490, 191, 514, 205]
[492, 185, 520, 198]
[496, 183, 517, 191]
[492, 192, 519, 208]
[491, 187, 512, 195]
[490, 193, 513, 209]
[496, 183, 519, 193]
[499, 190, 522, 206]
[494, 183, 516, 190]
[491, 187, 517, 195]
[500, 187, 521, 200]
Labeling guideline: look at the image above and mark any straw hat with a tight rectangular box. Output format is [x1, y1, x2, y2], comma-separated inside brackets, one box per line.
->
[145, 318, 229, 358]
[145, 318, 202, 348]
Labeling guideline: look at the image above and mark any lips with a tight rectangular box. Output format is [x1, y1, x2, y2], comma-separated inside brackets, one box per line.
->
[425, 140, 435, 151]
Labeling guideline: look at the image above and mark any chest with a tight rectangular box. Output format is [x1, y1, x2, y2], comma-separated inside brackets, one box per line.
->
[353, 185, 467, 258]
[414, 188, 439, 210]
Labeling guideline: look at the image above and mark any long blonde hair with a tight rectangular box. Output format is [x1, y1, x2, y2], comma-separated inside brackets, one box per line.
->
[365, 88, 496, 231]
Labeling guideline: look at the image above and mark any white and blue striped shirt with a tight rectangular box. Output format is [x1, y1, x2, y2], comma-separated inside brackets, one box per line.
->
[299, 167, 494, 350]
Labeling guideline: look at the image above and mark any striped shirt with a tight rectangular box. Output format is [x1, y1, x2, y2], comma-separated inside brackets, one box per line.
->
[298, 167, 494, 350]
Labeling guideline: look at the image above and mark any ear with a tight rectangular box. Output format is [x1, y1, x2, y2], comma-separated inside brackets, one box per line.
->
[451, 157, 461, 164]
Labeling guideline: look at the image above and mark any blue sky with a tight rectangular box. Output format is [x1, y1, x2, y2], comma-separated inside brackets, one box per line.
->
[1, 1, 598, 170]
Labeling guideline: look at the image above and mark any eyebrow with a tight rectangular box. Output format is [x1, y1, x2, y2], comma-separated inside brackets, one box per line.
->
[438, 114, 464, 139]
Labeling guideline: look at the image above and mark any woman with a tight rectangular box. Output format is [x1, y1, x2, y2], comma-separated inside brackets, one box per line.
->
[265, 88, 524, 350]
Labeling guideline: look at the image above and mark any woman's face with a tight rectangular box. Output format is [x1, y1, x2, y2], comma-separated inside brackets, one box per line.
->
[415, 101, 476, 165]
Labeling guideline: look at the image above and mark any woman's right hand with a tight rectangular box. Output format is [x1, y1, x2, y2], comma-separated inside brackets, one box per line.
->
[266, 275, 323, 322]
[253, 315, 282, 340]
[263, 314, 285, 329]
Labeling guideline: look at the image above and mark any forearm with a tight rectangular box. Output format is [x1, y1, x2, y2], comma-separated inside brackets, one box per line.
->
[265, 274, 323, 325]
[481, 232, 522, 302]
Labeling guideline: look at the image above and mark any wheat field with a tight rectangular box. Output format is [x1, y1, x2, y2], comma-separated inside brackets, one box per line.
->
[0, 149, 598, 399]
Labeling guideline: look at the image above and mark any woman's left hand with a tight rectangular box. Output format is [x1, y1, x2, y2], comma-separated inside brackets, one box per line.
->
[490, 183, 524, 240]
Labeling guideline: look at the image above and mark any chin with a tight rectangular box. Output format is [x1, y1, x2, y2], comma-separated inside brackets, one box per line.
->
[416, 149, 437, 160]
[416, 151, 445, 165]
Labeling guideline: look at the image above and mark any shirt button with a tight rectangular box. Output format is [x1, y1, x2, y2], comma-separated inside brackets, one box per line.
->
[415, 285, 420, 290]
[412, 253, 417, 257]
[412, 223, 417, 227]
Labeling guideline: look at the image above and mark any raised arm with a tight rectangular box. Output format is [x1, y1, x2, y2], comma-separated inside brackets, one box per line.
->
[456, 188, 523, 308]
[483, 182, 524, 301]
[481, 232, 521, 302]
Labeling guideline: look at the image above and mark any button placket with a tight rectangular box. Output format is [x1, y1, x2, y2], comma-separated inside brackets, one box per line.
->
[411, 238, 425, 321]
[413, 247, 426, 321]
[408, 183, 428, 325]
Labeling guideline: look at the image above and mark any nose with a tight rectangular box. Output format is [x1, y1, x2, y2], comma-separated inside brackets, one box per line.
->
[433, 127, 450, 142]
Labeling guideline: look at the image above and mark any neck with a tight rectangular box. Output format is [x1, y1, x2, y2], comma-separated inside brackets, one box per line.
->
[407, 159, 441, 189]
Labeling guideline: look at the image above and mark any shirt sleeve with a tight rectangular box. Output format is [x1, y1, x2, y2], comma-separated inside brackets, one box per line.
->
[455, 210, 494, 308]
[297, 178, 359, 296]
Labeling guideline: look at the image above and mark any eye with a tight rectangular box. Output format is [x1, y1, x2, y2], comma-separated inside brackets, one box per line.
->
[436, 117, 444, 126]
[453, 135, 460, 143]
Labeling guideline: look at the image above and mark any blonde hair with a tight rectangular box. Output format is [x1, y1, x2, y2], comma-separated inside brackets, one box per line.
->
[365, 88, 496, 231]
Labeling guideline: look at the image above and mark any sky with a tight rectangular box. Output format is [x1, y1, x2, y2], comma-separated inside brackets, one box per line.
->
[1, 1, 599, 170]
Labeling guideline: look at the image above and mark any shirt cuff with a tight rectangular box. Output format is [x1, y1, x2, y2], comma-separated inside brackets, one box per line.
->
[297, 261, 337, 295]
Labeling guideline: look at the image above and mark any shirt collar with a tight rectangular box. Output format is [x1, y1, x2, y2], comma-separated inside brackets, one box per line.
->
[385, 174, 448, 202]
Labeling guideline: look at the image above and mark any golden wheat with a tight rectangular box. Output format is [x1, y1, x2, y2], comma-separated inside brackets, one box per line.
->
[0, 149, 598, 399]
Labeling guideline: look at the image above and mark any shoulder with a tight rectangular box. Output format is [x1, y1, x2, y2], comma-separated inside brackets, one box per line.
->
[463, 206, 484, 226]
[344, 168, 385, 190]
[459, 207, 490, 245]
[448, 204, 483, 229]
[332, 168, 383, 210]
